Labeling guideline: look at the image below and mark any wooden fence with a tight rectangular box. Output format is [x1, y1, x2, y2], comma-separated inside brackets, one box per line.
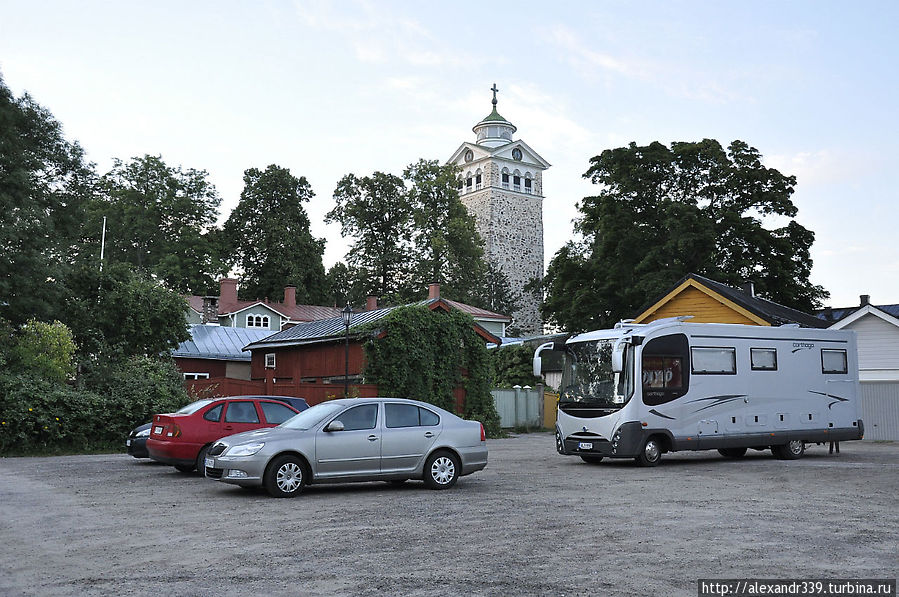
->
[185, 377, 379, 406]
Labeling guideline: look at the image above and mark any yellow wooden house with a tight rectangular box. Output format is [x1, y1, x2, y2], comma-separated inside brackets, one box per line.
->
[633, 273, 827, 328]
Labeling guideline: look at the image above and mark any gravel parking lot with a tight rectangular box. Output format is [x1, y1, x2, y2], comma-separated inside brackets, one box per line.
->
[0, 434, 896, 597]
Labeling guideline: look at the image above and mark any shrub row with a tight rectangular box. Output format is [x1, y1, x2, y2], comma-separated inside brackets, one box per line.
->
[0, 357, 190, 455]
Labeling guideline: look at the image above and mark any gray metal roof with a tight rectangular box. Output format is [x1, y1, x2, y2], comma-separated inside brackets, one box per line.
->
[243, 297, 506, 351]
[243, 305, 404, 351]
[172, 325, 276, 361]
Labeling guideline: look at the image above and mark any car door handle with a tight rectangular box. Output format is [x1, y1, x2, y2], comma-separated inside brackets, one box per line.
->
[368, 435, 379, 442]
[424, 432, 434, 438]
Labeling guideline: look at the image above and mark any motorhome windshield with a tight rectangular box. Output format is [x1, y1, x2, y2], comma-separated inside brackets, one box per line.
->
[560, 340, 634, 408]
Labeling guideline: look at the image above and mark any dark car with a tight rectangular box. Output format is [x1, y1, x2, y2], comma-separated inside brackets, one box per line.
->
[127, 396, 309, 460]
[126, 423, 152, 458]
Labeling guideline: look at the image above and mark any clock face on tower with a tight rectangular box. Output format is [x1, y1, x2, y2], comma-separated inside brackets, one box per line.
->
[512, 148, 522, 161]
[464, 149, 474, 162]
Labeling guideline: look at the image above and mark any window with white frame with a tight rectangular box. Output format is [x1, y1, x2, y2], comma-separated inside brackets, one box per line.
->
[183, 372, 210, 380]
[513, 171, 521, 192]
[475, 170, 482, 190]
[265, 353, 276, 369]
[524, 176, 532, 194]
[247, 314, 270, 328]
[501, 170, 510, 189]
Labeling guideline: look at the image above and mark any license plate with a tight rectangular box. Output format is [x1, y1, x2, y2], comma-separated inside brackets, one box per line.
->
[204, 458, 214, 469]
[126, 439, 131, 446]
[153, 426, 163, 435]
[578, 442, 593, 450]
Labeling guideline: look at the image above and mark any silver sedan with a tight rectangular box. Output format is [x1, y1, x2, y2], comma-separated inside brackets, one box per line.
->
[204, 397, 488, 497]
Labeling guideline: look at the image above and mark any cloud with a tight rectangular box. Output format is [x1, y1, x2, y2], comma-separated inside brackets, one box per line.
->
[766, 149, 881, 187]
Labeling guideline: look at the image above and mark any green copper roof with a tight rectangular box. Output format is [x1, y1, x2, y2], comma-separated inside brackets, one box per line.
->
[480, 106, 510, 123]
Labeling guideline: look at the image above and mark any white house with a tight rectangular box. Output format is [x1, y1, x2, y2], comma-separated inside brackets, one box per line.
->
[820, 295, 899, 439]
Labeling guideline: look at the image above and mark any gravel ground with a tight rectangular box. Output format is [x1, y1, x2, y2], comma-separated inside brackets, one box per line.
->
[0, 434, 896, 597]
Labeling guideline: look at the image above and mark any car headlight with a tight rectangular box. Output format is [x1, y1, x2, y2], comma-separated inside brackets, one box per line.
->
[224, 442, 265, 457]
[136, 428, 151, 438]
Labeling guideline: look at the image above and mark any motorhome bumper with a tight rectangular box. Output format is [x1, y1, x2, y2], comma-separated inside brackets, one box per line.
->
[562, 422, 647, 458]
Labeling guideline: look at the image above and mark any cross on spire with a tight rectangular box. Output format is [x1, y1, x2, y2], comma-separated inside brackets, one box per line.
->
[491, 83, 498, 106]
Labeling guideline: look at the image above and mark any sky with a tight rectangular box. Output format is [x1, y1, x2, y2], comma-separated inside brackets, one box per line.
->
[1, 0, 897, 309]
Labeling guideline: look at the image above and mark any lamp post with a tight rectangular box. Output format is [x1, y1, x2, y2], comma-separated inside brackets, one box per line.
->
[341, 303, 353, 398]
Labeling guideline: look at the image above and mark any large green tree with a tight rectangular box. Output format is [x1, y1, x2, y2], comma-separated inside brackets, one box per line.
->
[84, 154, 224, 295]
[223, 165, 327, 303]
[0, 73, 96, 325]
[327, 171, 414, 301]
[542, 139, 828, 332]
[60, 263, 191, 364]
[403, 159, 486, 304]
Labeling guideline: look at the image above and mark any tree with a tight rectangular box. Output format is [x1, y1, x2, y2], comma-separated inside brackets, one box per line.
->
[325, 262, 369, 308]
[327, 171, 414, 301]
[542, 139, 828, 332]
[223, 165, 327, 303]
[84, 155, 224, 295]
[0, 72, 96, 325]
[9, 320, 76, 383]
[60, 263, 190, 363]
[403, 159, 486, 304]
[475, 262, 521, 318]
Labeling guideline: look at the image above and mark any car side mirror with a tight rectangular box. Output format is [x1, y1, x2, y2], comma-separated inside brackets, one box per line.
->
[325, 420, 345, 432]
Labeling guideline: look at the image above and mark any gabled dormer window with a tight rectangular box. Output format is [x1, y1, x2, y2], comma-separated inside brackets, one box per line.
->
[247, 314, 270, 328]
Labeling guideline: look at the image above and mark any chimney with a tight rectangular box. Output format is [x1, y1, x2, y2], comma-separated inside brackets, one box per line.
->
[823, 306, 833, 321]
[740, 282, 755, 297]
[283, 286, 296, 309]
[428, 283, 441, 300]
[220, 278, 238, 306]
[860, 294, 870, 306]
[366, 296, 378, 311]
[201, 296, 219, 324]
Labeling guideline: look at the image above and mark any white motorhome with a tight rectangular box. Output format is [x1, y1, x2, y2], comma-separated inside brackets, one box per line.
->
[533, 318, 864, 466]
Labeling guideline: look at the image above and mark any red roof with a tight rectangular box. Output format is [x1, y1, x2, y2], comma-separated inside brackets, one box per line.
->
[187, 295, 341, 323]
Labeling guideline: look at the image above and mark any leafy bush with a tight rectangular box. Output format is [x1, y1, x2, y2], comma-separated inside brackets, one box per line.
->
[0, 356, 190, 455]
[363, 305, 501, 437]
[490, 343, 542, 388]
[9, 319, 76, 383]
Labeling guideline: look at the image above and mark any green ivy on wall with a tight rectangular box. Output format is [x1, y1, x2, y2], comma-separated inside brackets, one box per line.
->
[362, 305, 501, 437]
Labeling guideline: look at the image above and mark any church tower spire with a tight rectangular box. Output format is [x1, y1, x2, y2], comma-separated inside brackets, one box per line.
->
[447, 85, 551, 335]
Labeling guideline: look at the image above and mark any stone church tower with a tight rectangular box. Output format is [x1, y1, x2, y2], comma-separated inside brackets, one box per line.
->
[448, 85, 550, 335]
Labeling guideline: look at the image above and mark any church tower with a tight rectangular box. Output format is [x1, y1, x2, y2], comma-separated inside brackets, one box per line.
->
[448, 85, 550, 335]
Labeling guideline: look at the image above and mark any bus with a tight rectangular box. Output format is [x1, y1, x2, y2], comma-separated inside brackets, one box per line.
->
[532, 318, 864, 466]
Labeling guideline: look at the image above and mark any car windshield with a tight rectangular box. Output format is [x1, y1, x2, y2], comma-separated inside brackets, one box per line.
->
[176, 399, 215, 414]
[560, 340, 634, 408]
[280, 402, 345, 430]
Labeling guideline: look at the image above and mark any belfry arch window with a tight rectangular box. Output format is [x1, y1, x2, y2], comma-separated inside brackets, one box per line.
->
[475, 169, 482, 190]
[524, 173, 533, 194]
[466, 173, 473, 193]
[501, 168, 510, 190]
[513, 170, 521, 192]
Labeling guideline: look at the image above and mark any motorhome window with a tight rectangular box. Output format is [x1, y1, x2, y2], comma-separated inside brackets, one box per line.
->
[821, 349, 848, 374]
[692, 347, 736, 374]
[642, 357, 684, 389]
[559, 340, 635, 409]
[750, 348, 777, 371]
[641, 334, 689, 406]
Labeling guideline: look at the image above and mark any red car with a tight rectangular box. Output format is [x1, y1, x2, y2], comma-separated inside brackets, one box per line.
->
[147, 396, 303, 473]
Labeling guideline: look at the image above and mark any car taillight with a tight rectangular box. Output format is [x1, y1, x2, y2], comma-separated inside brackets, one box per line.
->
[480, 423, 486, 442]
[167, 425, 181, 438]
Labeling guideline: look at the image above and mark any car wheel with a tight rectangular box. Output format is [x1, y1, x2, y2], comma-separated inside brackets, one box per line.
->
[423, 451, 460, 490]
[773, 440, 804, 460]
[264, 455, 306, 498]
[635, 437, 662, 467]
[718, 448, 747, 459]
[196, 445, 211, 477]
[579, 455, 604, 464]
[174, 464, 194, 473]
